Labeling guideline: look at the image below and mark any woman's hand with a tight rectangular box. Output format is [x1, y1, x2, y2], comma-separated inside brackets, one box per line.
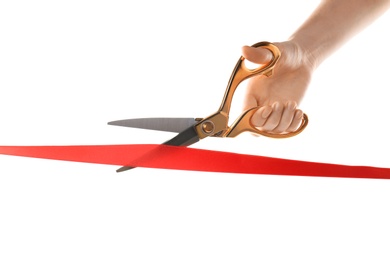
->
[242, 41, 315, 134]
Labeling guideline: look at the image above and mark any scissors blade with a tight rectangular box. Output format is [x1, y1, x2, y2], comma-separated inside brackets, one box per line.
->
[162, 125, 200, 146]
[116, 126, 200, 172]
[107, 117, 197, 133]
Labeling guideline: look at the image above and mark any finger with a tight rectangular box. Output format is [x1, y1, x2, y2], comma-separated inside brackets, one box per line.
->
[273, 101, 297, 133]
[261, 102, 284, 132]
[251, 105, 272, 128]
[242, 45, 272, 64]
[286, 109, 304, 132]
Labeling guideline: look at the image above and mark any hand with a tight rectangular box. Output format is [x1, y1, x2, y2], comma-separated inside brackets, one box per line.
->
[242, 41, 315, 134]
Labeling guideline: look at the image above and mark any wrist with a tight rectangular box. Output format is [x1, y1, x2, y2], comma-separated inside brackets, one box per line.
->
[286, 37, 322, 70]
[272, 40, 318, 74]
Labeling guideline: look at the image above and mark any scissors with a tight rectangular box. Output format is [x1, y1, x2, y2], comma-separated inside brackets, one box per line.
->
[108, 42, 308, 172]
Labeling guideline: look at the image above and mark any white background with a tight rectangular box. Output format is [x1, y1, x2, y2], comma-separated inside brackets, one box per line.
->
[1, 1, 390, 259]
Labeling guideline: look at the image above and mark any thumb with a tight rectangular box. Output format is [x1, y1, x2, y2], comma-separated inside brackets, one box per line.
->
[241, 45, 273, 64]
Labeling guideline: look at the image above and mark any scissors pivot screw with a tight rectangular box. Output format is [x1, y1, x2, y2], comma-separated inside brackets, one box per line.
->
[201, 121, 215, 135]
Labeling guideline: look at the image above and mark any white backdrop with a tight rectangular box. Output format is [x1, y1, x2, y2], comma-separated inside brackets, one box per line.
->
[1, 1, 390, 259]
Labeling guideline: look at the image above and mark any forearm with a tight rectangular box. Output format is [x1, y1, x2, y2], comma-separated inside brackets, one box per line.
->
[289, 0, 390, 68]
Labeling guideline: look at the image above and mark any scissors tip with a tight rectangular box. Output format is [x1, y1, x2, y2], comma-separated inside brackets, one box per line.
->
[116, 166, 134, 172]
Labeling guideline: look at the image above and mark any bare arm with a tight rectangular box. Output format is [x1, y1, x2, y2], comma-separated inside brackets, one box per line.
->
[243, 0, 390, 134]
[290, 0, 390, 68]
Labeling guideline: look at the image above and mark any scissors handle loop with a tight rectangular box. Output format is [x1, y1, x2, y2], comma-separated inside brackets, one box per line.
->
[226, 107, 309, 138]
[218, 41, 281, 115]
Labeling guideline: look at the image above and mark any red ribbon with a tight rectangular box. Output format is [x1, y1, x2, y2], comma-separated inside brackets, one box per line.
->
[1, 144, 389, 179]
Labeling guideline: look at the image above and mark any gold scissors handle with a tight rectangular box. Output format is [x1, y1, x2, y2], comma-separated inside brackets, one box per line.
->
[225, 42, 308, 138]
[194, 41, 308, 139]
[218, 41, 281, 115]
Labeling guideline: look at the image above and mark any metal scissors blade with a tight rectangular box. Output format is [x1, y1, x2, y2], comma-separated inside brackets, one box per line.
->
[116, 126, 200, 172]
[108, 118, 197, 133]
